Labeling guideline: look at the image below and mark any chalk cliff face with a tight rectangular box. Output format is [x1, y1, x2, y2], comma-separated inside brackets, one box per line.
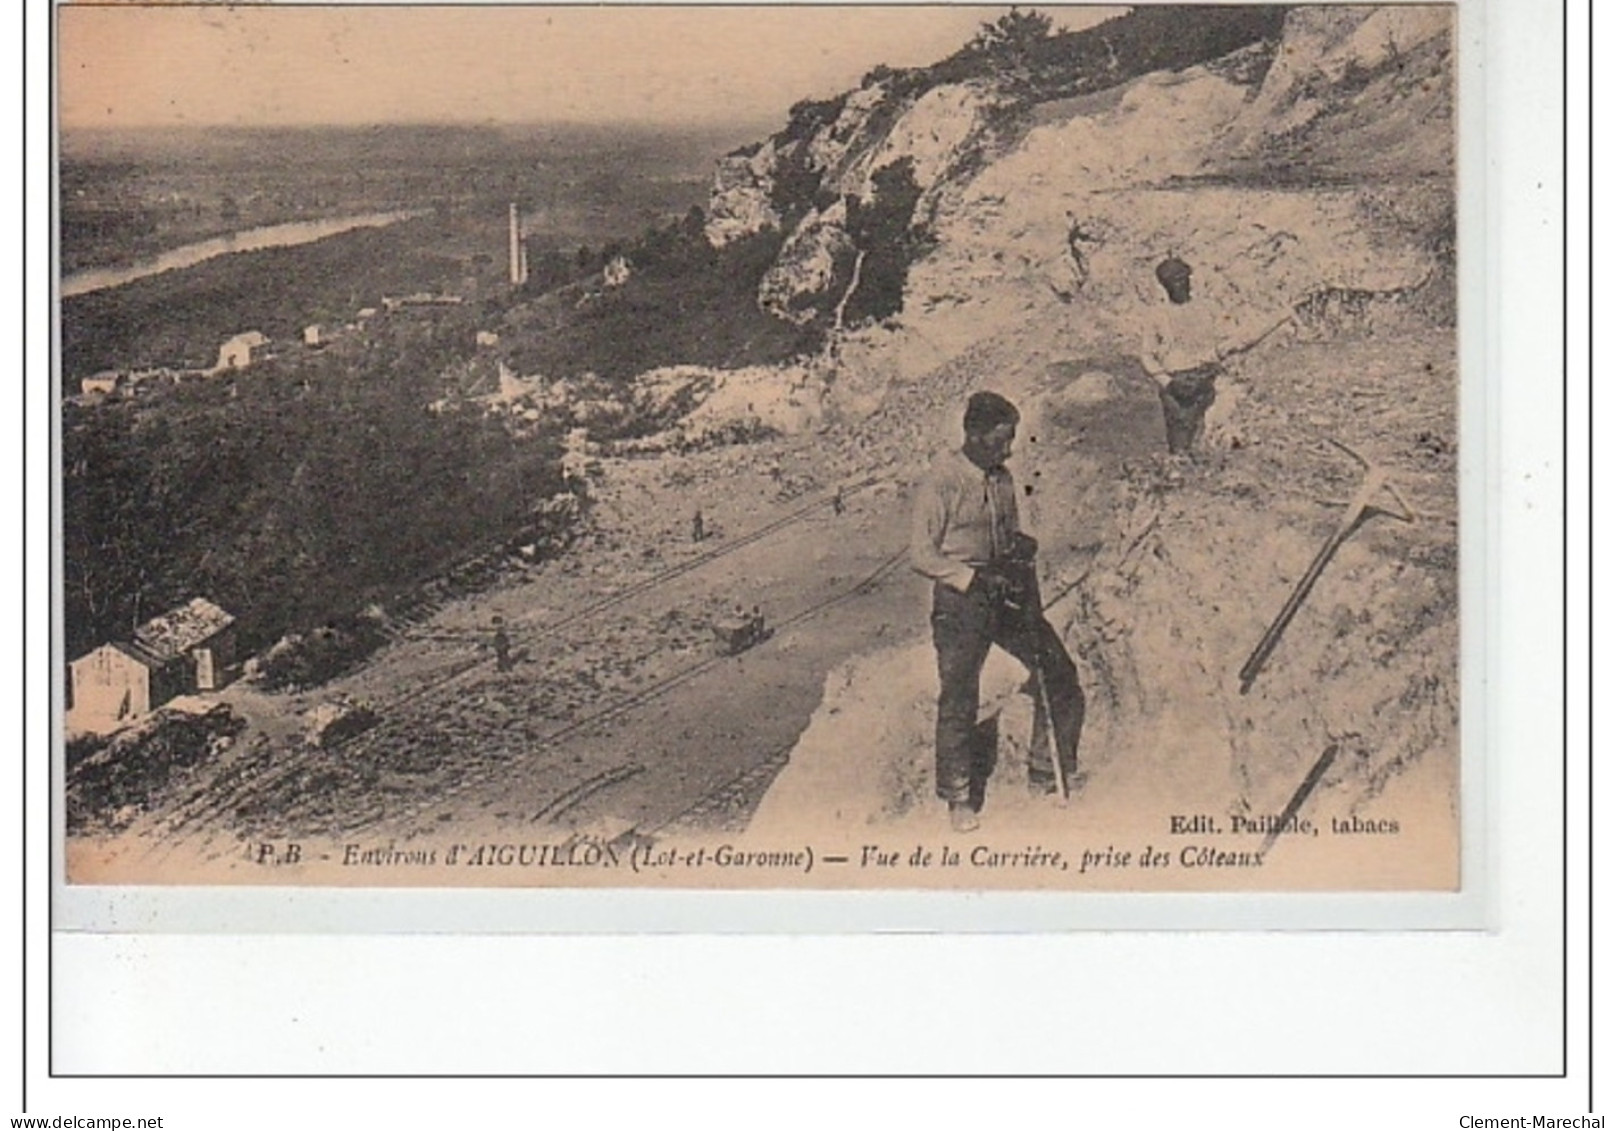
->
[704, 141, 782, 249]
[704, 5, 1453, 389]
[1215, 5, 1455, 175]
[726, 7, 1460, 853]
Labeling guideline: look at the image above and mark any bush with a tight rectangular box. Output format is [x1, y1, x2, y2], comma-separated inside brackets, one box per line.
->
[768, 143, 826, 226]
[65, 705, 246, 832]
[255, 612, 392, 692]
[841, 158, 934, 326]
[781, 94, 849, 146]
[503, 227, 820, 385]
[63, 329, 569, 659]
[958, 7, 1055, 62]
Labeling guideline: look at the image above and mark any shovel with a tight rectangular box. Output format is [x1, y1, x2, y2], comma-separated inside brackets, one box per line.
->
[1238, 439, 1416, 695]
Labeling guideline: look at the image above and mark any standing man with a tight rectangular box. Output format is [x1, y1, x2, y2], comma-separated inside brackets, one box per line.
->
[911, 392, 1085, 832]
[1141, 255, 1225, 456]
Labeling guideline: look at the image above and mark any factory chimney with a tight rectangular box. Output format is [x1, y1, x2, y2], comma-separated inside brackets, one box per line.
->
[508, 202, 528, 286]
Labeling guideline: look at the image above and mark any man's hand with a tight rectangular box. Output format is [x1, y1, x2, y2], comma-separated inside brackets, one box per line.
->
[968, 569, 1019, 605]
[1165, 370, 1216, 404]
[1008, 532, 1039, 562]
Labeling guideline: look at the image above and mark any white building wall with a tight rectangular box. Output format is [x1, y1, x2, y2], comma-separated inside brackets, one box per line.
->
[68, 646, 151, 732]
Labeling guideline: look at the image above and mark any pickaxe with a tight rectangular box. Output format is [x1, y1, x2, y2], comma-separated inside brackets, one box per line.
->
[1238, 439, 1417, 695]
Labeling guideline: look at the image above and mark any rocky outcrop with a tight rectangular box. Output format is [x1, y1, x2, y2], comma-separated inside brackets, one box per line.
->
[703, 6, 1453, 391]
[1214, 6, 1454, 175]
[757, 200, 855, 324]
[721, 78, 1009, 324]
[728, 7, 1459, 855]
[614, 362, 830, 454]
[804, 84, 899, 194]
[846, 81, 1005, 204]
[704, 141, 782, 248]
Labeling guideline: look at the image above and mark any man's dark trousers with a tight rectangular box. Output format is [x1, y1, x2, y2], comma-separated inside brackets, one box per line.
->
[931, 580, 1084, 803]
[1159, 362, 1220, 454]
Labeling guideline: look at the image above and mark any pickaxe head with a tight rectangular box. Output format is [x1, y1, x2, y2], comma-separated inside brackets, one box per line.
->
[1326, 437, 1418, 525]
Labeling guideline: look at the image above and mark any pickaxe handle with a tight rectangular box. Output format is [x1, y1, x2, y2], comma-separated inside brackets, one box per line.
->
[1218, 307, 1300, 364]
[1030, 661, 1068, 801]
[1238, 442, 1416, 694]
[1237, 512, 1362, 695]
[1007, 561, 1068, 800]
[1258, 742, 1339, 856]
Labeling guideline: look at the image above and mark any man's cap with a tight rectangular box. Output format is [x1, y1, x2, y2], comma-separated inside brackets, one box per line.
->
[963, 390, 1020, 434]
[1155, 255, 1192, 289]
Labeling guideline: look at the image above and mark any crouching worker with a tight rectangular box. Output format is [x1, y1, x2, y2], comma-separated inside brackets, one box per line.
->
[910, 391, 1085, 833]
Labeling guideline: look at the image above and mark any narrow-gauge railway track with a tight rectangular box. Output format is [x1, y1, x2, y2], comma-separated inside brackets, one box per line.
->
[147, 323, 1048, 849]
[365, 545, 911, 840]
[154, 477, 881, 836]
[368, 475, 883, 718]
[633, 555, 1093, 842]
[155, 538, 910, 846]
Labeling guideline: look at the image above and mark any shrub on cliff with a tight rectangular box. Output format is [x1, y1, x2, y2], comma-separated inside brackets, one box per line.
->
[502, 226, 820, 386]
[840, 158, 934, 327]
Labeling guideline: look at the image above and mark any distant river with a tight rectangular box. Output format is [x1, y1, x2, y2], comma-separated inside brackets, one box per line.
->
[60, 209, 426, 298]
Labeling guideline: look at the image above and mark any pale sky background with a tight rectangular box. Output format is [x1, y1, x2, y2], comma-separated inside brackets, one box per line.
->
[59, 5, 1126, 130]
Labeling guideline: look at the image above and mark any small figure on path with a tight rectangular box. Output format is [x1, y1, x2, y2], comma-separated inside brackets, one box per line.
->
[491, 617, 513, 672]
[1064, 212, 1098, 292]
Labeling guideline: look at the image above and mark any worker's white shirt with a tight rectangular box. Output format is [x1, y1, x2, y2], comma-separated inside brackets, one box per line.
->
[910, 448, 1022, 593]
[1140, 294, 1295, 381]
[1140, 297, 1237, 377]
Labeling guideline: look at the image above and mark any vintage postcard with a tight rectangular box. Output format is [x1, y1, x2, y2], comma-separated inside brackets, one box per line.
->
[56, 2, 1467, 898]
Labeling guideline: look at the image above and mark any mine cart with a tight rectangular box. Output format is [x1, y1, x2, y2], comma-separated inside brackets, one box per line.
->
[712, 608, 768, 656]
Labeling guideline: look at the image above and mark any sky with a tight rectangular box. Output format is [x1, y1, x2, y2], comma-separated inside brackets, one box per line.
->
[59, 4, 1126, 130]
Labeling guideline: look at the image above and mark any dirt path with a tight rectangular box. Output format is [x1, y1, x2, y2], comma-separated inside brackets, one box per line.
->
[68, 414, 941, 880]
[362, 482, 925, 844]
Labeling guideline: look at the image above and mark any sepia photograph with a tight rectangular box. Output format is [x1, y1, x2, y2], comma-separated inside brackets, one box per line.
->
[57, 2, 1464, 894]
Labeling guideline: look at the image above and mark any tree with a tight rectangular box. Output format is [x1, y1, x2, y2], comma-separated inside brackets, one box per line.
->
[681, 205, 707, 241]
[963, 7, 1054, 59]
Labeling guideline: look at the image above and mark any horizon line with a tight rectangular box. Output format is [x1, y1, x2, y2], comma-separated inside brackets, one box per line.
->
[59, 116, 781, 133]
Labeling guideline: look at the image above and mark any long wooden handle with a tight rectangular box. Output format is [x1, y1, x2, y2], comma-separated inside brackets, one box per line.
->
[1238, 523, 1351, 694]
[1012, 563, 1067, 800]
[1029, 662, 1067, 800]
[1259, 743, 1339, 856]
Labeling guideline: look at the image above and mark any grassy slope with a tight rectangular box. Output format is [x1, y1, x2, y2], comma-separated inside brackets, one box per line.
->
[500, 228, 821, 383]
